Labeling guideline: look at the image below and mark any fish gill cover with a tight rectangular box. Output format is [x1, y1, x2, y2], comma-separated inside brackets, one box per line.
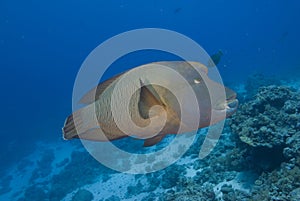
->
[0, 0, 300, 200]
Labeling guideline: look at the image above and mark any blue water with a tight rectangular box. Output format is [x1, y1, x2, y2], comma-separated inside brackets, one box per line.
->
[1, 0, 300, 200]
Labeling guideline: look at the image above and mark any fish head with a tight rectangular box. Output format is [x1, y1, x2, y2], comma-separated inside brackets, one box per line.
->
[169, 62, 238, 129]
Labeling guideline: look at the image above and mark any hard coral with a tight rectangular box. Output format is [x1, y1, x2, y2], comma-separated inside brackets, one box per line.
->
[229, 85, 300, 200]
[230, 85, 299, 148]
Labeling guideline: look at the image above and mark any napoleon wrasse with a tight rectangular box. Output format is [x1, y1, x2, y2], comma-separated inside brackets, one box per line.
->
[63, 61, 238, 146]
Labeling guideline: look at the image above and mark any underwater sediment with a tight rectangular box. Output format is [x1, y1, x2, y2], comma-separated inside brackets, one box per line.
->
[1, 83, 300, 201]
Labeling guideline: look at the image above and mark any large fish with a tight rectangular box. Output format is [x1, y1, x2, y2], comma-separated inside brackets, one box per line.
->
[63, 61, 238, 146]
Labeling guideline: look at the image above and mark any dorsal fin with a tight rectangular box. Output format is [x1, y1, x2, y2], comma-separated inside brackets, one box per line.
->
[187, 62, 208, 74]
[138, 79, 165, 119]
[79, 73, 124, 104]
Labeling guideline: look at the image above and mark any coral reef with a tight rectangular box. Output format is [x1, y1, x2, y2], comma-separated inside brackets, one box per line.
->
[230, 85, 299, 148]
[163, 182, 216, 201]
[229, 85, 300, 200]
[250, 163, 300, 200]
[161, 165, 187, 189]
[134, 131, 255, 201]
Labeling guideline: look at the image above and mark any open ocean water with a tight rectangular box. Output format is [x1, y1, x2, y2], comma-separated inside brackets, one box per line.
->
[1, 0, 300, 200]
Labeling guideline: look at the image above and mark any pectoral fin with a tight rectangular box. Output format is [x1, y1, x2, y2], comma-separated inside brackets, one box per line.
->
[143, 135, 165, 147]
[138, 79, 165, 119]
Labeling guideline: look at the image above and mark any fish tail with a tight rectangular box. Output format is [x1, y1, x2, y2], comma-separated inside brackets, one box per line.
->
[62, 111, 82, 140]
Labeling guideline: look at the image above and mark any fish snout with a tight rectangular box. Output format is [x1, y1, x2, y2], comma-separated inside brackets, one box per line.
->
[213, 87, 238, 117]
[225, 98, 238, 117]
[224, 87, 238, 116]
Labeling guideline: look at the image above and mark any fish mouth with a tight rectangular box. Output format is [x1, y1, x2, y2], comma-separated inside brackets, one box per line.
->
[213, 88, 238, 117]
[214, 98, 238, 115]
[225, 98, 238, 116]
[224, 87, 238, 117]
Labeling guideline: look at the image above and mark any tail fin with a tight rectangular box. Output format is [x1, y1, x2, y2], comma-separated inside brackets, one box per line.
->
[62, 112, 82, 140]
[62, 104, 100, 140]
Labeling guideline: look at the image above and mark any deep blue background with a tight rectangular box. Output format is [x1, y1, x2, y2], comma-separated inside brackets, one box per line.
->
[0, 0, 299, 170]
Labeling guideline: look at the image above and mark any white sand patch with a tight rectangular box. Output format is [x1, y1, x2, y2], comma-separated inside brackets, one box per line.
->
[61, 173, 134, 200]
[62, 173, 164, 201]
[176, 155, 197, 166]
[185, 167, 200, 178]
[213, 171, 254, 200]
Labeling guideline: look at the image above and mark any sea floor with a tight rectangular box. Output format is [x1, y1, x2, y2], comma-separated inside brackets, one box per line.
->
[1, 129, 254, 201]
[1, 77, 300, 201]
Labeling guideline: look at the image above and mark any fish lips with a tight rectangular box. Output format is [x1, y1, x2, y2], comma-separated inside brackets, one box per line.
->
[212, 90, 238, 118]
[225, 98, 239, 117]
[224, 87, 239, 117]
[212, 98, 238, 120]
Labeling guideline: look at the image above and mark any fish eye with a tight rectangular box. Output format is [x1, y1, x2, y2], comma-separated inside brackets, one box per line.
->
[194, 78, 202, 84]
